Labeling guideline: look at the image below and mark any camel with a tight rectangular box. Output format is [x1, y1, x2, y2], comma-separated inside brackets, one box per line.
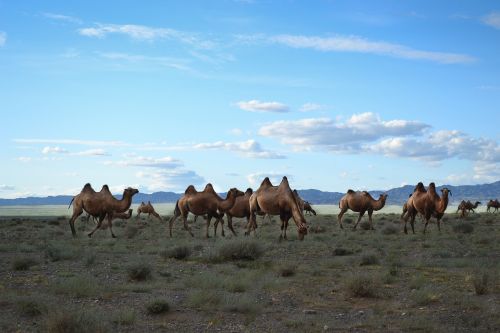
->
[168, 184, 244, 238]
[292, 190, 317, 216]
[246, 177, 308, 240]
[487, 199, 499, 213]
[137, 201, 162, 221]
[458, 200, 481, 217]
[68, 183, 139, 238]
[403, 182, 451, 234]
[214, 188, 253, 237]
[338, 190, 388, 230]
[303, 201, 317, 216]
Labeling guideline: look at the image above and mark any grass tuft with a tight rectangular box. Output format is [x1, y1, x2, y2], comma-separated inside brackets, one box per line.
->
[11, 257, 38, 271]
[127, 262, 152, 281]
[346, 272, 380, 298]
[160, 245, 191, 260]
[218, 240, 263, 261]
[146, 299, 170, 315]
[453, 223, 474, 234]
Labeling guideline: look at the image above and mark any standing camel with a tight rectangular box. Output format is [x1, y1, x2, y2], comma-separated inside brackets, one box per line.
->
[68, 184, 139, 238]
[487, 199, 499, 213]
[168, 184, 243, 238]
[215, 188, 253, 237]
[338, 190, 388, 230]
[247, 177, 308, 240]
[137, 201, 162, 221]
[403, 183, 450, 234]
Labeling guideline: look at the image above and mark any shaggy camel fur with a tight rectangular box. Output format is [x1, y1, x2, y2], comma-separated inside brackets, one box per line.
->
[487, 199, 499, 213]
[214, 188, 253, 237]
[137, 201, 162, 221]
[403, 183, 451, 234]
[247, 177, 308, 240]
[458, 200, 481, 217]
[168, 184, 243, 238]
[338, 190, 388, 230]
[68, 183, 139, 238]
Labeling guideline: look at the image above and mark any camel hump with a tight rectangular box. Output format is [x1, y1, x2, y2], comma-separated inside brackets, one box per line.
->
[261, 177, 273, 187]
[362, 191, 369, 196]
[281, 176, 289, 186]
[203, 183, 216, 193]
[347, 189, 355, 194]
[245, 188, 253, 195]
[185, 185, 197, 195]
[82, 183, 94, 191]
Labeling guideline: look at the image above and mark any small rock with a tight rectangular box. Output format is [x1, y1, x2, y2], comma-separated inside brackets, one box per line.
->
[303, 309, 317, 315]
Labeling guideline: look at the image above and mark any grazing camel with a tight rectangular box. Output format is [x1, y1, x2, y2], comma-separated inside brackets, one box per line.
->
[247, 177, 308, 240]
[168, 184, 244, 238]
[214, 188, 253, 237]
[292, 190, 317, 216]
[137, 201, 162, 221]
[458, 200, 481, 217]
[403, 183, 451, 234]
[338, 190, 388, 230]
[303, 201, 317, 216]
[487, 199, 499, 213]
[68, 183, 139, 238]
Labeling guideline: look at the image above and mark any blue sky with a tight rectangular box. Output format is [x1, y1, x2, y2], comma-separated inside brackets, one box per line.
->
[0, 0, 499, 198]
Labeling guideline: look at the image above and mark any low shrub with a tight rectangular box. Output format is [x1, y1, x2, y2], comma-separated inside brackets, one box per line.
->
[146, 299, 170, 315]
[12, 257, 37, 271]
[346, 272, 380, 298]
[160, 245, 191, 260]
[360, 253, 380, 266]
[453, 223, 474, 234]
[127, 262, 152, 281]
[218, 240, 263, 261]
[333, 248, 353, 256]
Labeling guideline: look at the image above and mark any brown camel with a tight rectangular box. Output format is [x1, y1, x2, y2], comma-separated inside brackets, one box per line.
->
[403, 182, 451, 234]
[338, 190, 388, 230]
[68, 183, 139, 238]
[303, 201, 317, 216]
[247, 177, 308, 240]
[487, 199, 499, 213]
[168, 184, 244, 238]
[137, 201, 162, 221]
[214, 188, 253, 237]
[458, 200, 481, 217]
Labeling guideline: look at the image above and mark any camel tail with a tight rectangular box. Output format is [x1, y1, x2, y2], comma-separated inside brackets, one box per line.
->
[68, 197, 75, 209]
[174, 200, 180, 215]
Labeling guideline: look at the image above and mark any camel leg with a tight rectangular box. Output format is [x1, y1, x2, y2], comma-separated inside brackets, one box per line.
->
[423, 216, 431, 234]
[168, 213, 179, 237]
[88, 216, 106, 238]
[205, 216, 212, 238]
[245, 213, 256, 236]
[181, 214, 194, 237]
[107, 215, 116, 238]
[68, 214, 80, 237]
[227, 215, 238, 237]
[337, 208, 348, 229]
[353, 211, 366, 229]
[136, 212, 141, 219]
[219, 215, 225, 237]
[368, 210, 375, 230]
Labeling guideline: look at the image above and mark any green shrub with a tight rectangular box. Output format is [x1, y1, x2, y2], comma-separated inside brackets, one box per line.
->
[218, 240, 263, 261]
[360, 253, 379, 266]
[346, 272, 380, 298]
[278, 264, 297, 277]
[160, 245, 191, 260]
[53, 276, 101, 298]
[12, 257, 37, 271]
[186, 289, 221, 308]
[453, 223, 474, 234]
[45, 243, 78, 262]
[411, 287, 440, 305]
[222, 294, 258, 314]
[473, 271, 490, 295]
[45, 309, 109, 333]
[112, 308, 136, 325]
[146, 299, 170, 315]
[127, 262, 152, 281]
[15, 296, 47, 316]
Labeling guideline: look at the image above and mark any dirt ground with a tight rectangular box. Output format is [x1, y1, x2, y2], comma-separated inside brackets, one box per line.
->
[0, 211, 499, 332]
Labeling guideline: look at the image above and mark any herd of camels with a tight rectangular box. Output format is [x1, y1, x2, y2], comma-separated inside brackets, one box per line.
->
[67, 178, 499, 240]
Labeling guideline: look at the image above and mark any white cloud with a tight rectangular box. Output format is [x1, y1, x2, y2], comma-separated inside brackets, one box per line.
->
[472, 162, 500, 183]
[16, 157, 32, 162]
[247, 172, 293, 187]
[98, 52, 194, 72]
[299, 103, 324, 112]
[15, 138, 128, 147]
[104, 156, 183, 168]
[270, 34, 476, 64]
[259, 112, 429, 151]
[230, 128, 243, 136]
[0, 185, 15, 191]
[42, 146, 68, 154]
[369, 130, 500, 163]
[78, 23, 215, 48]
[236, 100, 289, 113]
[0, 31, 6, 46]
[194, 139, 285, 159]
[136, 169, 205, 192]
[482, 12, 500, 29]
[73, 149, 110, 156]
[42, 12, 82, 24]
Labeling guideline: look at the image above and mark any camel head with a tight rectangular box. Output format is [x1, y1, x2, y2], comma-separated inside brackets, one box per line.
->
[428, 182, 436, 190]
[475, 201, 481, 205]
[441, 188, 452, 197]
[379, 193, 388, 202]
[124, 187, 139, 197]
[297, 222, 308, 240]
[227, 188, 245, 199]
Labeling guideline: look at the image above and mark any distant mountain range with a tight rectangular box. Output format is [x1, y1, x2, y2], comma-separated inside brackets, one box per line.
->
[1, 181, 498, 206]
